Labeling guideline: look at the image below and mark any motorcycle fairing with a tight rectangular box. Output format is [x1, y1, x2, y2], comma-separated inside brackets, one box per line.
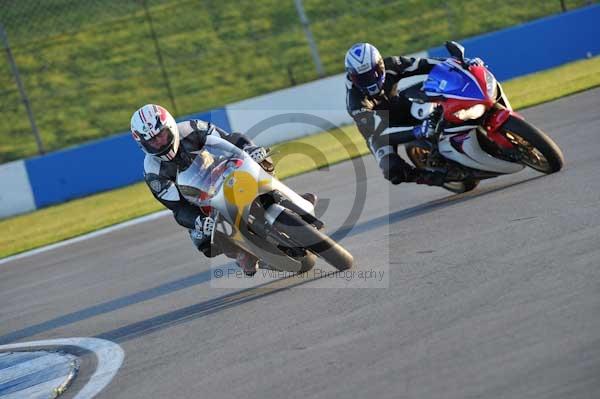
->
[177, 135, 317, 272]
[438, 130, 524, 174]
[423, 61, 485, 101]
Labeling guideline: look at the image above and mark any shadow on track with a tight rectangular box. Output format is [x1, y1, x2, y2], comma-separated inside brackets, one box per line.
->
[95, 271, 335, 343]
[332, 174, 545, 241]
[0, 269, 215, 345]
[0, 266, 336, 345]
[0, 174, 544, 344]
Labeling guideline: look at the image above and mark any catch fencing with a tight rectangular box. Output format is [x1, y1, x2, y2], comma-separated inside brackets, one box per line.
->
[0, 0, 593, 163]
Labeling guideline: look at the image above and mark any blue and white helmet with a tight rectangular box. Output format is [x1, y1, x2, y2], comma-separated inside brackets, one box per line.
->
[345, 43, 385, 96]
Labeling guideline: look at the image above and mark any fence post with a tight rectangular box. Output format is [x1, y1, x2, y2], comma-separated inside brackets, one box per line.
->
[444, 1, 457, 39]
[294, 0, 325, 77]
[0, 22, 45, 155]
[140, 0, 179, 115]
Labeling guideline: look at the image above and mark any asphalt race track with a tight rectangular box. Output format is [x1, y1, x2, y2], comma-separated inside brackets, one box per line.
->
[1, 88, 599, 399]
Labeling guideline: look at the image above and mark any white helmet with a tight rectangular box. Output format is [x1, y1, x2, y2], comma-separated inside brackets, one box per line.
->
[344, 43, 385, 96]
[130, 104, 179, 161]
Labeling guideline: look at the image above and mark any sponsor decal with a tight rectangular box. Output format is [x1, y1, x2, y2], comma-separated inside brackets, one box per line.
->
[356, 63, 371, 73]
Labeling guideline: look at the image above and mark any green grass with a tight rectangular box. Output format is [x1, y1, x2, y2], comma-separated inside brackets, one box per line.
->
[0, 124, 367, 258]
[0, 0, 594, 162]
[1, 55, 599, 259]
[501, 56, 600, 109]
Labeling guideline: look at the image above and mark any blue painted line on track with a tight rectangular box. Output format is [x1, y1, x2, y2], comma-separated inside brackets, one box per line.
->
[0, 363, 71, 395]
[0, 352, 44, 371]
[0, 352, 77, 397]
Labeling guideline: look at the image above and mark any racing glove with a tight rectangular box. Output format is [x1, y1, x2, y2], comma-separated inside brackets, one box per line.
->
[412, 119, 436, 140]
[243, 145, 268, 163]
[194, 215, 215, 239]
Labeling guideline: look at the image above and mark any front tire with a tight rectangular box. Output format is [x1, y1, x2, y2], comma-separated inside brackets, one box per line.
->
[298, 253, 316, 273]
[274, 209, 353, 271]
[500, 116, 564, 173]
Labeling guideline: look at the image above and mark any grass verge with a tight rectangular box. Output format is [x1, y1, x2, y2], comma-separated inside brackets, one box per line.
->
[1, 56, 599, 259]
[2, 0, 592, 162]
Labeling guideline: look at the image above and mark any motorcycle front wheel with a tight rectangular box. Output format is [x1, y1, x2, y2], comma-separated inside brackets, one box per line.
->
[273, 209, 353, 271]
[500, 116, 564, 174]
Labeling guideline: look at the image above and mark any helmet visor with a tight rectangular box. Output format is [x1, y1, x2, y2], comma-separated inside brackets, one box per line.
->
[351, 62, 385, 95]
[144, 127, 174, 154]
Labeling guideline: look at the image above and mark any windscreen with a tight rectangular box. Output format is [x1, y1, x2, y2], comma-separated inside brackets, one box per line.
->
[177, 143, 244, 206]
[422, 61, 485, 100]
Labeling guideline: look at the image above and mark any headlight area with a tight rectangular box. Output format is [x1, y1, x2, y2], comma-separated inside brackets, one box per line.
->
[453, 104, 486, 120]
[485, 70, 498, 99]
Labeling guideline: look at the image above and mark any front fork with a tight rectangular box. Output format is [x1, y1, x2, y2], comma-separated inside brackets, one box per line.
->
[483, 101, 526, 150]
[481, 82, 524, 149]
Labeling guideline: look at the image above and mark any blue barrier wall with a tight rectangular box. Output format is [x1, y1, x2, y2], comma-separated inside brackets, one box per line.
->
[5, 5, 600, 215]
[429, 4, 600, 81]
[25, 108, 230, 208]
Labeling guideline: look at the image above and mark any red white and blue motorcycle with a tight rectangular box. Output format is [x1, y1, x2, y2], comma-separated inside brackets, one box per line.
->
[404, 41, 564, 193]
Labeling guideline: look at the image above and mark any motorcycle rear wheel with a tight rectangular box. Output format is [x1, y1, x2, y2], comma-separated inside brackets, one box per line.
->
[405, 144, 479, 194]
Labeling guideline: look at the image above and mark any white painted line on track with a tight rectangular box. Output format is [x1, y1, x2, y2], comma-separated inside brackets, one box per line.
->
[0, 210, 170, 266]
[0, 337, 125, 399]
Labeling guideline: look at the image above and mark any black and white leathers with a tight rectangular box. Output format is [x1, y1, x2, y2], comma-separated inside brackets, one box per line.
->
[143, 119, 254, 230]
[346, 55, 444, 183]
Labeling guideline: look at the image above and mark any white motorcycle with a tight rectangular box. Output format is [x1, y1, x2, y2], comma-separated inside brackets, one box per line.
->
[177, 135, 354, 273]
[404, 41, 564, 193]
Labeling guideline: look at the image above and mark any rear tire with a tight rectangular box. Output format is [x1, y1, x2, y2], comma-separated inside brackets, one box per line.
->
[405, 144, 479, 194]
[274, 209, 353, 271]
[441, 180, 480, 194]
[501, 116, 564, 173]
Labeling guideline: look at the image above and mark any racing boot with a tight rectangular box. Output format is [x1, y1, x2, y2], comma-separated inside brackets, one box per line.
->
[236, 251, 259, 276]
[408, 168, 446, 187]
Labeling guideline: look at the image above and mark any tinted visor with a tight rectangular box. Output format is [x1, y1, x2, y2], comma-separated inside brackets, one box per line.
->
[353, 69, 380, 88]
[143, 128, 174, 154]
[351, 63, 385, 95]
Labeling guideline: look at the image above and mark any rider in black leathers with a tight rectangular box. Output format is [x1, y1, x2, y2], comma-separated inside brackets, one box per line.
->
[344, 42, 447, 185]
